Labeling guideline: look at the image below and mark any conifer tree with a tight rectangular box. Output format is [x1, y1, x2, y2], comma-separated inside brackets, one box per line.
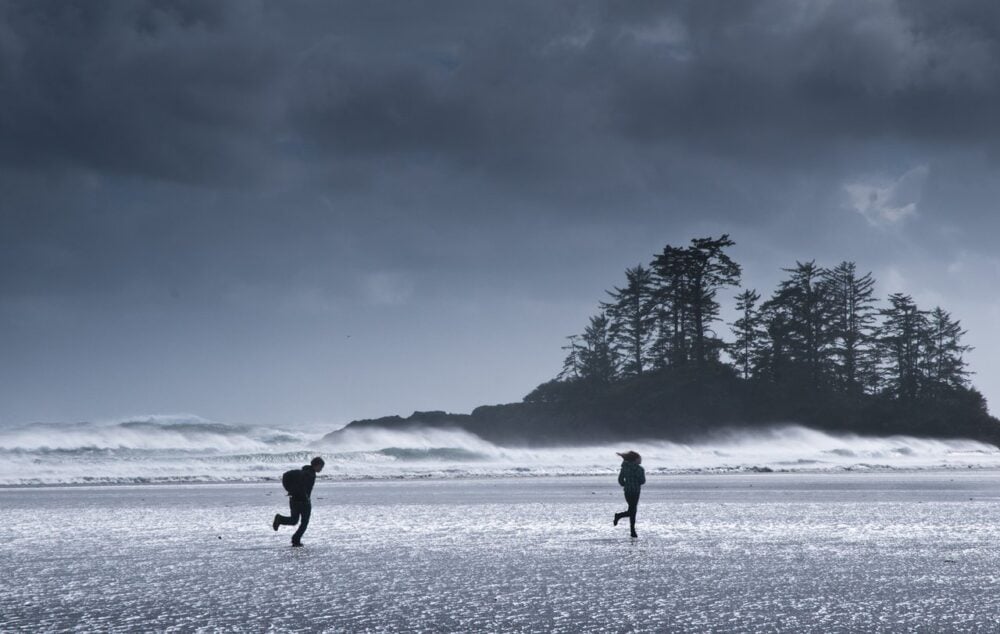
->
[728, 288, 763, 380]
[558, 335, 583, 381]
[649, 244, 691, 367]
[923, 306, 972, 394]
[757, 298, 793, 383]
[651, 235, 741, 367]
[761, 261, 832, 390]
[576, 312, 619, 383]
[603, 265, 657, 377]
[686, 236, 742, 365]
[823, 262, 879, 395]
[877, 293, 929, 401]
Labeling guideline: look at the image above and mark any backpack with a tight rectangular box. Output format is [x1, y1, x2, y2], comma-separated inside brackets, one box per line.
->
[281, 469, 302, 495]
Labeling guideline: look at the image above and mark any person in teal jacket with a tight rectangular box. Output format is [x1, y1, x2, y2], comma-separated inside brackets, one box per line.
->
[613, 451, 645, 538]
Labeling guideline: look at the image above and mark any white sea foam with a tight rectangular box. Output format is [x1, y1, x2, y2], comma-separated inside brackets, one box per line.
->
[0, 416, 310, 452]
[0, 417, 998, 486]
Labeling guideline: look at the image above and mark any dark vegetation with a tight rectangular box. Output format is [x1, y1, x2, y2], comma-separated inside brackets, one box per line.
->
[329, 236, 999, 447]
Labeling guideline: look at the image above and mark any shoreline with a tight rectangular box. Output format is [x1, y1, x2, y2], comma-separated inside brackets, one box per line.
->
[0, 464, 995, 491]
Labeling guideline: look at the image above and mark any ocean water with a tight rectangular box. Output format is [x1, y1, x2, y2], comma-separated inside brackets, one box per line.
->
[1, 416, 999, 486]
[3, 474, 1000, 632]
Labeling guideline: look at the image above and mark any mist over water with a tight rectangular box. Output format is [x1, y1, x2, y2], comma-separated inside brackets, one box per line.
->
[0, 416, 998, 486]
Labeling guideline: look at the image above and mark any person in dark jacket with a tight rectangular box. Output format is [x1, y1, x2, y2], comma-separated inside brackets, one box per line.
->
[273, 456, 325, 547]
[613, 451, 645, 538]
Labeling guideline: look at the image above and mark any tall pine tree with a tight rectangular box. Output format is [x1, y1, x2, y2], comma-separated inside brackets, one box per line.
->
[651, 235, 741, 368]
[877, 293, 929, 401]
[923, 306, 972, 394]
[761, 261, 832, 390]
[649, 244, 691, 368]
[823, 262, 878, 395]
[728, 288, 763, 380]
[603, 265, 657, 377]
[574, 312, 619, 383]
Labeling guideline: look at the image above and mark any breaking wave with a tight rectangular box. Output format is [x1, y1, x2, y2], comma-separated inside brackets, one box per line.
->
[1, 417, 999, 486]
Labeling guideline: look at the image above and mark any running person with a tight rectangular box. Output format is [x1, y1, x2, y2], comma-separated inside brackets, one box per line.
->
[273, 457, 325, 547]
[613, 451, 645, 538]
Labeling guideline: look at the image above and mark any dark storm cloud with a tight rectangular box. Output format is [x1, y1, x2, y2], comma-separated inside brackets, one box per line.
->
[2, 0, 1000, 424]
[4, 1, 1000, 185]
[0, 1, 284, 183]
[5, 0, 1000, 283]
[606, 1, 1000, 161]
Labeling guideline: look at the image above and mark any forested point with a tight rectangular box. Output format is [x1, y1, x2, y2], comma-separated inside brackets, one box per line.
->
[335, 235, 999, 447]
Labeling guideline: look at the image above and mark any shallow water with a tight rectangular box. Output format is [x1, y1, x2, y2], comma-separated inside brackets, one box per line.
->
[3, 473, 1000, 632]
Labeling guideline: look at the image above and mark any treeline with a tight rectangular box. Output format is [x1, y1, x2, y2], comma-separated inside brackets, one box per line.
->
[548, 235, 977, 410]
[339, 235, 996, 446]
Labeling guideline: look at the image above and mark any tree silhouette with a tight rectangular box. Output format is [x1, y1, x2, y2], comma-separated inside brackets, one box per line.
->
[923, 306, 972, 395]
[823, 262, 879, 396]
[651, 235, 741, 367]
[728, 288, 763, 380]
[603, 265, 657, 377]
[547, 235, 993, 444]
[761, 261, 832, 391]
[569, 312, 619, 383]
[649, 244, 691, 368]
[685, 236, 742, 366]
[878, 293, 928, 401]
[558, 335, 583, 381]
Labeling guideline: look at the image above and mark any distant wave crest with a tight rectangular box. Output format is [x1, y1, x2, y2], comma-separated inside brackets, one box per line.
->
[0, 417, 313, 452]
[1, 418, 999, 486]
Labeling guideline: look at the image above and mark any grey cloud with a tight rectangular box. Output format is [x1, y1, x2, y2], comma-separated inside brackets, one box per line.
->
[6, 1, 1000, 186]
[0, 1, 285, 184]
[2, 0, 1000, 424]
[608, 2, 1000, 160]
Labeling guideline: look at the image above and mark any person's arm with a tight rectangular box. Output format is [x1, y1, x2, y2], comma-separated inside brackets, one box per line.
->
[304, 471, 316, 499]
[618, 466, 626, 487]
[638, 466, 646, 486]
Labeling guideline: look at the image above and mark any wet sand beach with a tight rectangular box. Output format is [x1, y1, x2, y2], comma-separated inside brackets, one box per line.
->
[3, 473, 1000, 632]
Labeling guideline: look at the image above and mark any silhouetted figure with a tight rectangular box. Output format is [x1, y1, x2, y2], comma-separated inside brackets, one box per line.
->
[273, 456, 325, 547]
[613, 451, 645, 538]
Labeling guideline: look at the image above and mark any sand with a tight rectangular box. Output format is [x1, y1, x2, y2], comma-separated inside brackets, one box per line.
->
[3, 473, 1000, 632]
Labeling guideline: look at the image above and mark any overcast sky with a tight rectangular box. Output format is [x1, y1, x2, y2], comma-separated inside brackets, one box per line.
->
[2, 0, 999, 429]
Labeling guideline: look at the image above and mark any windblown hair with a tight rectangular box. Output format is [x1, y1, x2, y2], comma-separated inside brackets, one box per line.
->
[617, 451, 641, 464]
[311, 456, 325, 469]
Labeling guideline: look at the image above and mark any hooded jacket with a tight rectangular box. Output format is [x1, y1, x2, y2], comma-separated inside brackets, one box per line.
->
[288, 465, 318, 502]
[617, 461, 646, 496]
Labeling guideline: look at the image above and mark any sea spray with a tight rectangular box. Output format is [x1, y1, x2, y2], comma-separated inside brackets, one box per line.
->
[0, 418, 998, 486]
